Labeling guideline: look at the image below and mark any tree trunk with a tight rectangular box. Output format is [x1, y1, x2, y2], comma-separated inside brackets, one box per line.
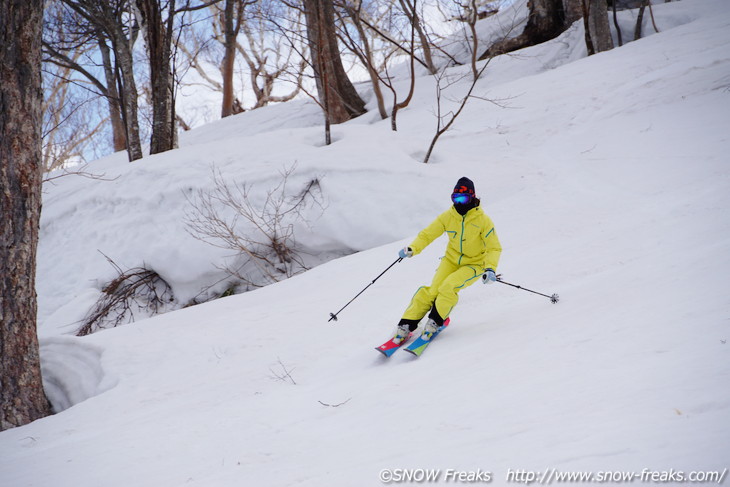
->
[98, 33, 127, 152]
[136, 0, 176, 154]
[303, 0, 366, 124]
[0, 0, 53, 431]
[586, 0, 614, 53]
[479, 0, 566, 59]
[112, 5, 145, 160]
[344, 5, 388, 120]
[221, 0, 242, 118]
[634, 0, 647, 40]
[581, 0, 595, 55]
[562, 0, 584, 26]
[100, 1, 144, 161]
[398, 0, 437, 75]
[116, 48, 144, 161]
[390, 13, 417, 132]
[56, 0, 143, 161]
[104, 2, 144, 163]
[613, 0, 624, 46]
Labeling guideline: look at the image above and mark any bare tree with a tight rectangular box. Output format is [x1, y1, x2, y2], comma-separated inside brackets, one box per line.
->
[397, 0, 437, 74]
[332, 0, 420, 130]
[633, 0, 659, 41]
[41, 53, 110, 171]
[215, 0, 306, 115]
[302, 0, 366, 126]
[334, 0, 450, 130]
[1, 0, 53, 430]
[135, 0, 231, 153]
[461, 0, 481, 81]
[235, 1, 307, 109]
[97, 29, 129, 152]
[47, 0, 145, 161]
[177, 30, 244, 115]
[334, 0, 390, 120]
[134, 0, 179, 154]
[101, 0, 144, 160]
[583, 0, 613, 54]
[43, 1, 127, 158]
[178, 0, 305, 117]
[334, 0, 446, 130]
[382, 9, 417, 131]
[473, 0, 615, 60]
[563, 0, 584, 26]
[479, 0, 567, 59]
[220, 0, 248, 117]
[612, 0, 624, 47]
[422, 57, 500, 163]
[337, 0, 432, 71]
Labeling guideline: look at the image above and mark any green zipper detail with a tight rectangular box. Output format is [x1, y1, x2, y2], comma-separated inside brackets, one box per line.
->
[458, 215, 465, 265]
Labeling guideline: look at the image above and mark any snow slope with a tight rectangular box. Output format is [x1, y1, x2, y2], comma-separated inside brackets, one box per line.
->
[2, 0, 730, 485]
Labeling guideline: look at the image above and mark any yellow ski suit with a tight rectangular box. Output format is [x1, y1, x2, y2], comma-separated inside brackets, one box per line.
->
[402, 204, 502, 322]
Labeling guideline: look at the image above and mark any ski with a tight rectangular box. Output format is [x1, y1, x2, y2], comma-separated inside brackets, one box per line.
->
[375, 332, 414, 357]
[403, 318, 451, 357]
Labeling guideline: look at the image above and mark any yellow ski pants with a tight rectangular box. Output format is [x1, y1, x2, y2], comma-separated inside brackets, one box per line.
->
[402, 258, 482, 322]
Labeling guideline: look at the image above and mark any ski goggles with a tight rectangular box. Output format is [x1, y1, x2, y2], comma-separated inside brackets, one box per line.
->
[451, 192, 473, 205]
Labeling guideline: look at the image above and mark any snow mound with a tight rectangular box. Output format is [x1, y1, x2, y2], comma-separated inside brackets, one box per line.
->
[40, 338, 115, 412]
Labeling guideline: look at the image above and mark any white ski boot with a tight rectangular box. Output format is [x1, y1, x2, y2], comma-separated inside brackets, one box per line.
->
[393, 323, 412, 344]
[421, 318, 441, 341]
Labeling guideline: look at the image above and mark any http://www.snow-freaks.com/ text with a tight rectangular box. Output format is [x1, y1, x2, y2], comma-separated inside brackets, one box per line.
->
[378, 467, 728, 484]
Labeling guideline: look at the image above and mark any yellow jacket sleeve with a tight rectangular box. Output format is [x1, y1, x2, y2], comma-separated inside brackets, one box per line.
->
[483, 224, 502, 271]
[408, 210, 449, 256]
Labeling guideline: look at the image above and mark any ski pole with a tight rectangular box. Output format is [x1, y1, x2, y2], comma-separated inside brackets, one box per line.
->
[496, 277, 560, 304]
[329, 257, 403, 322]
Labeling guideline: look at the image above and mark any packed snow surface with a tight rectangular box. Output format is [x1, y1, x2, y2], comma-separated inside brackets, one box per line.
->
[1, 0, 729, 486]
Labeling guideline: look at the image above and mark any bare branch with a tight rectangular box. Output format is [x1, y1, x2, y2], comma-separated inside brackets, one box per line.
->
[318, 398, 352, 407]
[423, 55, 495, 163]
[43, 163, 119, 184]
[270, 358, 297, 385]
[77, 252, 175, 336]
[175, 0, 225, 14]
[184, 164, 325, 288]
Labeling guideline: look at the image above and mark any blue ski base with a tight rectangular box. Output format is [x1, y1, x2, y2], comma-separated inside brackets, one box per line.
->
[403, 318, 450, 357]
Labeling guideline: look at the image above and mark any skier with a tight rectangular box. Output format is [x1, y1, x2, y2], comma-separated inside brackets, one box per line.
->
[393, 177, 502, 343]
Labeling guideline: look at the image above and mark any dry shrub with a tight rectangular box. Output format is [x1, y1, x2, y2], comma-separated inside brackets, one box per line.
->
[77, 255, 174, 336]
[184, 164, 323, 289]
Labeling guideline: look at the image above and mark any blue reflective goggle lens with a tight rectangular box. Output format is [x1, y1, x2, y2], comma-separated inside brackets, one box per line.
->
[451, 193, 472, 204]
